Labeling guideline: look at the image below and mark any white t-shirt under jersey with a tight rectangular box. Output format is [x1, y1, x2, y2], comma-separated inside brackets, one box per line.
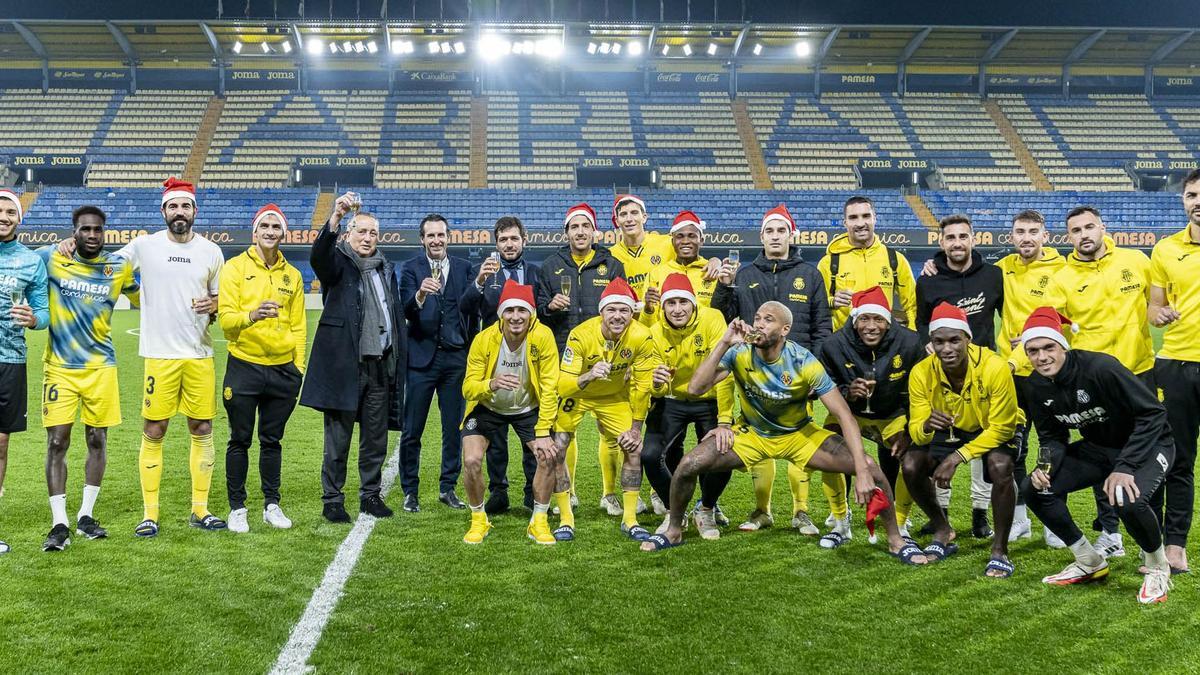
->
[116, 230, 224, 359]
[487, 338, 533, 415]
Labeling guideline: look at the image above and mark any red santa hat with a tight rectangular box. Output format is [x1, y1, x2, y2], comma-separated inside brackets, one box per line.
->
[929, 302, 971, 338]
[497, 279, 536, 317]
[761, 203, 796, 233]
[161, 176, 196, 207]
[849, 286, 891, 324]
[659, 273, 696, 306]
[252, 203, 288, 232]
[1020, 306, 1077, 349]
[564, 202, 597, 229]
[611, 193, 646, 227]
[598, 277, 639, 311]
[0, 189, 22, 223]
[670, 210, 705, 235]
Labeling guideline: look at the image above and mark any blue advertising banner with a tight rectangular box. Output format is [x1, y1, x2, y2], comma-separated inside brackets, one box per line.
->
[736, 72, 815, 92]
[651, 70, 728, 92]
[482, 67, 559, 95]
[0, 69, 45, 88]
[985, 74, 1060, 93]
[820, 72, 897, 92]
[906, 73, 977, 93]
[394, 69, 471, 91]
[565, 69, 642, 93]
[1155, 75, 1200, 95]
[50, 68, 128, 88]
[225, 68, 299, 90]
[9, 154, 85, 169]
[308, 68, 389, 91]
[1070, 75, 1142, 94]
[139, 68, 218, 90]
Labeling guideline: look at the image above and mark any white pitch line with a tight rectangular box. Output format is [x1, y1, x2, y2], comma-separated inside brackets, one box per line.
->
[269, 443, 401, 675]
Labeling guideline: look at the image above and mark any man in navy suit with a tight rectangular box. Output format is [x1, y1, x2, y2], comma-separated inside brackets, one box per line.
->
[462, 216, 542, 514]
[398, 214, 478, 511]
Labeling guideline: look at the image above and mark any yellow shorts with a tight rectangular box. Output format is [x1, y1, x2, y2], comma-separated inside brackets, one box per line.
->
[825, 415, 907, 448]
[553, 395, 633, 439]
[42, 365, 121, 428]
[732, 421, 834, 472]
[143, 358, 216, 421]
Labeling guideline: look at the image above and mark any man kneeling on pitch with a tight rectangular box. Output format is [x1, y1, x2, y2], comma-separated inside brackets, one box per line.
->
[1018, 307, 1175, 604]
[643, 301, 926, 564]
[904, 303, 1020, 576]
[460, 281, 563, 544]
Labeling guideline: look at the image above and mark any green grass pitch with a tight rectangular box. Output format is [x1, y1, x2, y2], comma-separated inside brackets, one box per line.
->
[0, 311, 1194, 673]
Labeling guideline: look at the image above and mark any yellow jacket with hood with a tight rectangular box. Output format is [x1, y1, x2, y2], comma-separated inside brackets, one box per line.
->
[218, 246, 307, 371]
[817, 233, 917, 330]
[648, 304, 734, 423]
[461, 317, 560, 437]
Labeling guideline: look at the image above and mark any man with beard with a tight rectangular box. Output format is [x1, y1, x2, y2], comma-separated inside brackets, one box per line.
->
[915, 214, 1005, 540]
[38, 206, 138, 551]
[1147, 168, 1200, 573]
[818, 287, 924, 542]
[1019, 307, 1174, 603]
[554, 278, 662, 542]
[217, 204, 306, 533]
[904, 303, 1021, 577]
[535, 203, 625, 513]
[463, 216, 543, 514]
[644, 301, 925, 565]
[459, 281, 563, 545]
[711, 204, 834, 536]
[1058, 205, 1153, 559]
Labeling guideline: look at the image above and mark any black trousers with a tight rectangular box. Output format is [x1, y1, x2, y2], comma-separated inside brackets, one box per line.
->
[1153, 358, 1198, 547]
[322, 357, 390, 505]
[1090, 369, 1159, 534]
[399, 347, 467, 496]
[223, 355, 302, 510]
[1023, 439, 1172, 553]
[485, 432, 537, 502]
[642, 398, 731, 508]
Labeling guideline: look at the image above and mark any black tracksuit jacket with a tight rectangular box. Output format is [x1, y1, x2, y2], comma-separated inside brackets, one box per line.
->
[534, 244, 625, 350]
[710, 246, 831, 352]
[818, 320, 925, 420]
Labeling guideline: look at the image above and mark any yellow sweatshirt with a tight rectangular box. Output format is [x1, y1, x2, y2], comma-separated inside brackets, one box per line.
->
[461, 319, 560, 436]
[640, 256, 718, 326]
[610, 230, 675, 299]
[218, 246, 307, 371]
[908, 344, 1023, 460]
[649, 305, 734, 423]
[559, 316, 661, 421]
[817, 234, 917, 330]
[1058, 236, 1154, 374]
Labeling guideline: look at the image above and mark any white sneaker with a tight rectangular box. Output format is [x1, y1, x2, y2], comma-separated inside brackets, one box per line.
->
[263, 503, 293, 529]
[899, 519, 912, 540]
[1138, 567, 1172, 604]
[819, 517, 853, 549]
[791, 510, 819, 536]
[0, 539, 9, 554]
[1009, 518, 1033, 542]
[1044, 526, 1067, 549]
[552, 493, 580, 516]
[650, 493, 667, 516]
[693, 506, 721, 541]
[1095, 531, 1125, 559]
[824, 507, 852, 528]
[636, 496, 648, 515]
[599, 494, 623, 516]
[1042, 559, 1109, 585]
[655, 518, 671, 535]
[227, 508, 249, 534]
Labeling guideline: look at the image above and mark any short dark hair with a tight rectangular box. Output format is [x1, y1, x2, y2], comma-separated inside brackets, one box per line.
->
[1183, 168, 1200, 191]
[1065, 206, 1101, 224]
[419, 213, 449, 238]
[493, 216, 525, 240]
[938, 214, 972, 231]
[1012, 209, 1045, 226]
[843, 196, 874, 214]
[72, 205, 106, 227]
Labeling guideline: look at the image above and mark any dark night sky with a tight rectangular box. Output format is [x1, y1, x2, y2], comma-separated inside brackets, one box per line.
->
[3, 0, 1198, 27]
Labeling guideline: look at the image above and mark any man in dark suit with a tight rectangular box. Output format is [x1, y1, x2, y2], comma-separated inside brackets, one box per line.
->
[300, 193, 407, 524]
[462, 216, 541, 514]
[398, 214, 478, 512]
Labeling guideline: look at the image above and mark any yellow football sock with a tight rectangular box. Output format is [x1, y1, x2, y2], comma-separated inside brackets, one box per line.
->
[823, 471, 849, 520]
[894, 474, 914, 526]
[622, 490, 640, 528]
[789, 464, 811, 514]
[554, 491, 575, 528]
[566, 438, 578, 495]
[599, 437, 621, 496]
[750, 461, 775, 512]
[189, 432, 215, 518]
[139, 433, 164, 521]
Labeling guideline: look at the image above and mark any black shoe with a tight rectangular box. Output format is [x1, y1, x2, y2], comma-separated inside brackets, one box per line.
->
[918, 507, 950, 537]
[972, 508, 993, 539]
[43, 524, 71, 552]
[440, 490, 467, 510]
[190, 513, 228, 531]
[76, 515, 108, 540]
[484, 489, 510, 515]
[323, 502, 351, 523]
[402, 493, 420, 513]
[361, 495, 394, 518]
[523, 491, 534, 511]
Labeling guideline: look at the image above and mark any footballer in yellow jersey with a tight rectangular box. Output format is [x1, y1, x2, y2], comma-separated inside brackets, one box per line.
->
[609, 195, 720, 301]
[641, 211, 719, 322]
[555, 278, 662, 542]
[38, 206, 140, 549]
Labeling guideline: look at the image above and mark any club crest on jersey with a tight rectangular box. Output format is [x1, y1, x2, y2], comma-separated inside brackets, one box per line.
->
[880, 266, 890, 279]
[793, 277, 805, 290]
[1038, 275, 1048, 289]
[650, 255, 662, 265]
[892, 354, 903, 369]
[1121, 269, 1133, 283]
[620, 348, 632, 359]
[1076, 389, 1090, 404]
[465, 418, 478, 431]
[781, 371, 793, 385]
[103, 265, 113, 277]
[597, 264, 608, 276]
[694, 334, 704, 346]
[224, 386, 233, 401]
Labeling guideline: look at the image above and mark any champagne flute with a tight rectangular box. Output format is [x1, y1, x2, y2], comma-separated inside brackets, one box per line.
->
[946, 413, 958, 443]
[727, 248, 740, 288]
[603, 339, 617, 372]
[489, 251, 503, 290]
[347, 191, 361, 216]
[274, 286, 288, 333]
[1035, 445, 1054, 496]
[560, 275, 572, 300]
[191, 296, 209, 335]
[9, 287, 23, 308]
[430, 260, 443, 296]
[863, 379, 877, 415]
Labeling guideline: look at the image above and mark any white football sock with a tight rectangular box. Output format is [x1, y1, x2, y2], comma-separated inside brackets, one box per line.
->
[50, 494, 68, 527]
[78, 484, 100, 520]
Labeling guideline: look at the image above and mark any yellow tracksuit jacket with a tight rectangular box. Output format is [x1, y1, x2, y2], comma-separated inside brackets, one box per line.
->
[1058, 236, 1153, 374]
[649, 305, 734, 423]
[461, 319, 560, 436]
[218, 246, 307, 371]
[817, 233, 917, 330]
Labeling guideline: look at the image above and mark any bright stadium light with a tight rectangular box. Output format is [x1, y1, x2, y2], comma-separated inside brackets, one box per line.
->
[342, 41, 353, 53]
[282, 40, 293, 54]
[232, 41, 243, 54]
[612, 42, 621, 54]
[366, 40, 377, 54]
[428, 41, 440, 54]
[661, 44, 670, 56]
[707, 43, 717, 56]
[682, 43, 692, 56]
[261, 42, 271, 54]
[752, 43, 762, 56]
[329, 41, 338, 53]
[308, 38, 324, 55]
[453, 41, 465, 54]
[354, 41, 365, 53]
[628, 40, 643, 56]
[599, 42, 611, 54]
[795, 41, 812, 58]
[587, 42, 597, 54]
[440, 41, 451, 54]
[478, 33, 511, 60]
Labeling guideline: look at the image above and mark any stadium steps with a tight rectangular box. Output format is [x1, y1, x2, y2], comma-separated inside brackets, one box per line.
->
[311, 190, 334, 228]
[184, 96, 226, 184]
[984, 99, 1052, 191]
[469, 96, 489, 188]
[19, 190, 38, 216]
[905, 193, 938, 229]
[731, 98, 774, 190]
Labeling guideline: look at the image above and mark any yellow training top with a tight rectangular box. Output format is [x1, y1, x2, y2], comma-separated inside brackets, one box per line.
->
[817, 233, 917, 330]
[1058, 236, 1153, 374]
[558, 315, 661, 421]
[649, 305, 734, 423]
[610, 230, 675, 299]
[217, 246, 307, 371]
[1150, 225, 1200, 363]
[461, 319, 560, 436]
